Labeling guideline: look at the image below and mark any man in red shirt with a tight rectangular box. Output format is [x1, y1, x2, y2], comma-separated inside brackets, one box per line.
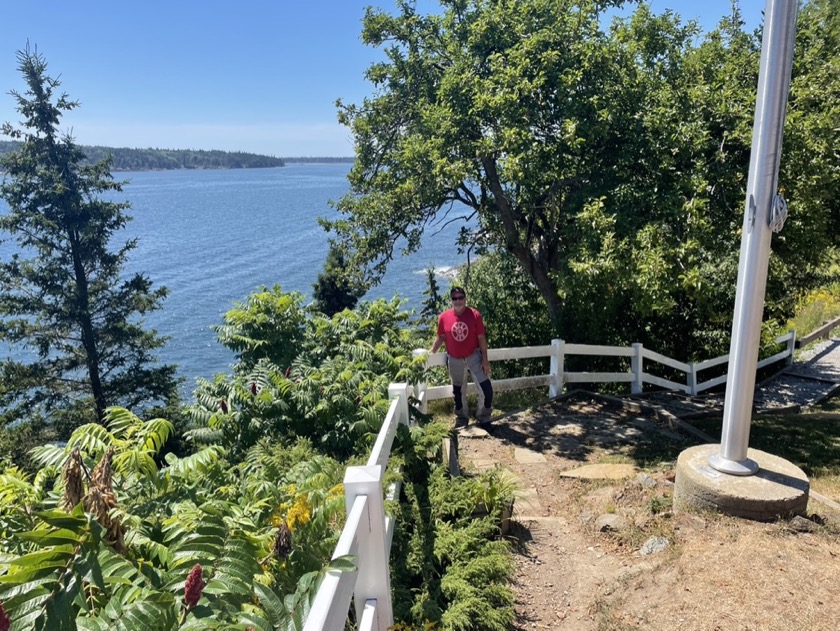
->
[430, 286, 494, 425]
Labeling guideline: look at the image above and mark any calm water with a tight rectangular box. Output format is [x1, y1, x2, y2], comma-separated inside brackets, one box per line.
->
[0, 164, 468, 389]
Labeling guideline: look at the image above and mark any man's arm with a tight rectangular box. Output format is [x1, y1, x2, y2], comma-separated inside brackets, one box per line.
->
[478, 333, 491, 375]
[430, 333, 446, 353]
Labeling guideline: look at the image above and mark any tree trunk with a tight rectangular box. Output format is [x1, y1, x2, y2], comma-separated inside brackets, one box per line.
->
[480, 155, 565, 334]
[68, 231, 107, 421]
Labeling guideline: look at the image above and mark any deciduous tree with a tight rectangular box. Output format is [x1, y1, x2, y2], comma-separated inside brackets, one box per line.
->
[327, 0, 840, 358]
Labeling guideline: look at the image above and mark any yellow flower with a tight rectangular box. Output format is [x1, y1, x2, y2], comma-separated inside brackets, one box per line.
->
[286, 494, 311, 531]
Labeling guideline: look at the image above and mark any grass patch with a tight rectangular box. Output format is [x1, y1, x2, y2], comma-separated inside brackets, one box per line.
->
[688, 412, 840, 477]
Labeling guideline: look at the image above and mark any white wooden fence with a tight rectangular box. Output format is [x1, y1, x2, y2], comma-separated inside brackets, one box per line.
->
[303, 333, 795, 629]
[303, 383, 413, 631]
[414, 333, 796, 408]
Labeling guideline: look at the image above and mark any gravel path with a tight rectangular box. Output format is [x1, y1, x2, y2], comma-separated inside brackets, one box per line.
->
[754, 337, 840, 410]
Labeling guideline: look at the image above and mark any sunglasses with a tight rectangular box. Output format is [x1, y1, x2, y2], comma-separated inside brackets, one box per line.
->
[451, 295, 465, 301]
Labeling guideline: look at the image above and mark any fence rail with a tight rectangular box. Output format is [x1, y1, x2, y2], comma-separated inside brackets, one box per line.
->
[415, 334, 795, 408]
[303, 384, 410, 631]
[795, 314, 840, 348]
[305, 333, 796, 629]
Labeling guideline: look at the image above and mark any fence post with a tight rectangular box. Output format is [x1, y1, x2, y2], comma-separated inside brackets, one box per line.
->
[411, 349, 429, 414]
[549, 339, 564, 398]
[388, 383, 410, 425]
[631, 343, 643, 394]
[344, 465, 393, 630]
[786, 329, 796, 366]
[688, 362, 698, 396]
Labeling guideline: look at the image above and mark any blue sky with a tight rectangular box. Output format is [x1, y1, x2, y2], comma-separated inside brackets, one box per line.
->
[0, 1, 766, 157]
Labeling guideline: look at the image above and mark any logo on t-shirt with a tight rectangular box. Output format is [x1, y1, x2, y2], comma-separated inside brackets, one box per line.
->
[452, 321, 469, 342]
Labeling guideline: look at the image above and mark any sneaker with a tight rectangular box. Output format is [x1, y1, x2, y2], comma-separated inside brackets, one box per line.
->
[454, 415, 469, 428]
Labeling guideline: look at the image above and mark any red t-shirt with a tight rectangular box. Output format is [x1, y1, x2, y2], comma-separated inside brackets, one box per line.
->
[437, 307, 485, 359]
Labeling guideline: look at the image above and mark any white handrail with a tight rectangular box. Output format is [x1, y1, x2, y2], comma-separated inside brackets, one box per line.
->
[420, 334, 794, 399]
[305, 385, 410, 631]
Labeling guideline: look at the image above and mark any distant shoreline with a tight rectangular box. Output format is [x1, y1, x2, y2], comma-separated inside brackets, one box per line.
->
[0, 140, 354, 171]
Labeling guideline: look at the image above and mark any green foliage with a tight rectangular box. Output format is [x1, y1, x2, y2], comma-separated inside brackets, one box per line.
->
[311, 242, 365, 316]
[214, 286, 307, 372]
[773, 0, 840, 318]
[787, 285, 840, 341]
[0, 418, 52, 473]
[193, 291, 425, 460]
[186, 360, 294, 460]
[28, 407, 173, 486]
[328, 0, 840, 361]
[0, 274, 521, 628]
[0, 410, 350, 630]
[419, 267, 446, 330]
[0, 45, 178, 432]
[390, 424, 516, 630]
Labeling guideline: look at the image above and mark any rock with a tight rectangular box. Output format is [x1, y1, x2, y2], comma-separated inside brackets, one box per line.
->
[514, 447, 547, 463]
[788, 515, 819, 533]
[638, 536, 670, 556]
[583, 486, 618, 503]
[595, 513, 627, 533]
[634, 473, 657, 488]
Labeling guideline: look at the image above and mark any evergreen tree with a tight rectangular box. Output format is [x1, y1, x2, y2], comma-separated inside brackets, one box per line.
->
[419, 267, 445, 329]
[311, 242, 364, 316]
[0, 45, 178, 430]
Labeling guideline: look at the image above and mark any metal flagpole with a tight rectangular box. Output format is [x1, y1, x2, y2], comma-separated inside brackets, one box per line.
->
[708, 0, 799, 475]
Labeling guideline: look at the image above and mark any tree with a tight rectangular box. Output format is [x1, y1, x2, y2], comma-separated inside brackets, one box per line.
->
[214, 285, 307, 372]
[419, 266, 445, 329]
[0, 45, 178, 430]
[326, 0, 840, 358]
[774, 0, 840, 302]
[328, 0, 700, 333]
[311, 242, 364, 316]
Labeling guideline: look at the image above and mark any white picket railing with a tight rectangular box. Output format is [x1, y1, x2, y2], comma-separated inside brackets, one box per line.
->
[303, 383, 412, 631]
[413, 333, 796, 409]
[303, 333, 795, 629]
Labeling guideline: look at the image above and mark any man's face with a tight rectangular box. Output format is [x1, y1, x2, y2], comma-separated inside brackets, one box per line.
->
[451, 292, 466, 312]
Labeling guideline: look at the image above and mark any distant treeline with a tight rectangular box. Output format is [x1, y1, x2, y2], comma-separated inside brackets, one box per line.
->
[283, 157, 354, 164]
[83, 146, 286, 171]
[0, 141, 356, 171]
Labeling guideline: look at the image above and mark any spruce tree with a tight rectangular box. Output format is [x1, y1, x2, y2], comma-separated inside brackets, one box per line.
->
[419, 267, 444, 329]
[0, 45, 178, 430]
[311, 242, 364, 316]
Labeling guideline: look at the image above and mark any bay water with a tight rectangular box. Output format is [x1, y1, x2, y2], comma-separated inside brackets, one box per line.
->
[0, 163, 469, 391]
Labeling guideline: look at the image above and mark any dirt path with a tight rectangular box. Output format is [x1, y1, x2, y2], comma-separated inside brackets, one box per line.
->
[456, 393, 840, 631]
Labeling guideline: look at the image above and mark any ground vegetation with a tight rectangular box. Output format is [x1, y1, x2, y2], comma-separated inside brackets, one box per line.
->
[0, 287, 516, 629]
